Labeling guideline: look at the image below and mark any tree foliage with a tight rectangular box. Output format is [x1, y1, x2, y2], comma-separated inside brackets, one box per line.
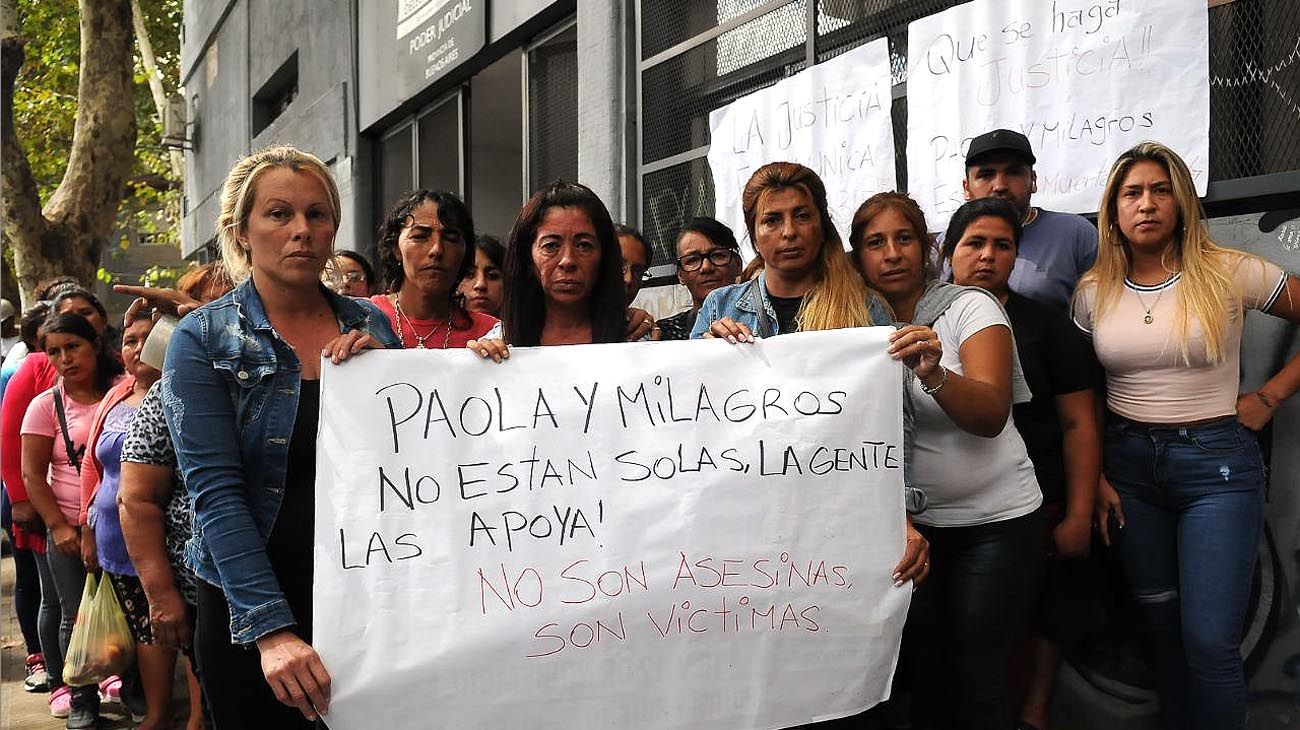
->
[2, 0, 183, 305]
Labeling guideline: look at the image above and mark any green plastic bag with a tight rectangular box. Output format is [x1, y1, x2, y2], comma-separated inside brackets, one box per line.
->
[63, 573, 135, 686]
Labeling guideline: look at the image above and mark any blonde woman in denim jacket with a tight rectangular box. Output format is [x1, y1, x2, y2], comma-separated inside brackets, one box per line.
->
[161, 147, 399, 729]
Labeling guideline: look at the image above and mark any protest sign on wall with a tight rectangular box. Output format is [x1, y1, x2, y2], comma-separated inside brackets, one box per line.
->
[708, 38, 896, 259]
[314, 328, 911, 730]
[905, 0, 1209, 227]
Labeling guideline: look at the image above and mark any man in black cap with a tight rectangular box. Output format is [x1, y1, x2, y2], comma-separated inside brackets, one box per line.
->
[961, 129, 1097, 310]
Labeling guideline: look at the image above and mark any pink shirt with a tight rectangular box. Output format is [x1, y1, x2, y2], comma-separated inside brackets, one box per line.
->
[1073, 251, 1286, 423]
[21, 385, 100, 524]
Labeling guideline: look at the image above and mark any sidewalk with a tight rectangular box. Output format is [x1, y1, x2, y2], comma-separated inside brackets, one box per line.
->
[2, 551, 189, 729]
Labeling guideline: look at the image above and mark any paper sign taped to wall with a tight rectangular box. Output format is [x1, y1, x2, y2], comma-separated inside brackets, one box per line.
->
[906, 0, 1209, 227]
[314, 328, 911, 730]
[708, 38, 896, 259]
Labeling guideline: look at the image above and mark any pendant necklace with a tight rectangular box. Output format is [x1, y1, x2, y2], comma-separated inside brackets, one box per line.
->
[1132, 275, 1175, 324]
[394, 292, 453, 349]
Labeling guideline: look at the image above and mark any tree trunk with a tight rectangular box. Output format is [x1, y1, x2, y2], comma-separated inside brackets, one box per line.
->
[1, 0, 137, 308]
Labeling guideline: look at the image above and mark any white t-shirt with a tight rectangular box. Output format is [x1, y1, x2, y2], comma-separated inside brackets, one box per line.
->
[910, 292, 1043, 527]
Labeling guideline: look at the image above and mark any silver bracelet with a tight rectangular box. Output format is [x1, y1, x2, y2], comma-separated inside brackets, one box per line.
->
[920, 366, 949, 396]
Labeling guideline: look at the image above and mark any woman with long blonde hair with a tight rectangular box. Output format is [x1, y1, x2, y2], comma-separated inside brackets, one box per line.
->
[700, 162, 884, 338]
[692, 162, 930, 599]
[1076, 141, 1300, 730]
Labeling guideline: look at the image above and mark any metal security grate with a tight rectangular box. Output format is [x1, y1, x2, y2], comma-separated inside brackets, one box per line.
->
[639, 0, 1300, 234]
[641, 157, 717, 265]
[1208, 0, 1300, 180]
[641, 1, 810, 166]
[529, 24, 580, 194]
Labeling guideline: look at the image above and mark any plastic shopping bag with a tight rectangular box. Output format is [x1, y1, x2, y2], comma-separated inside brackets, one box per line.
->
[63, 573, 135, 686]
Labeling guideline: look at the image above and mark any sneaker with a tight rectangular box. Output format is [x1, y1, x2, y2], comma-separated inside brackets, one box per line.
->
[49, 685, 72, 718]
[66, 686, 99, 730]
[24, 653, 50, 692]
[66, 703, 98, 730]
[97, 675, 122, 704]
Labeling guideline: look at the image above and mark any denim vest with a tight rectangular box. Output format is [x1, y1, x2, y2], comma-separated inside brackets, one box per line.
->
[687, 273, 920, 503]
[160, 279, 400, 644]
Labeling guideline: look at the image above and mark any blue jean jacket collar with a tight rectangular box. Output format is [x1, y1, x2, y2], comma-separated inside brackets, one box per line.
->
[231, 278, 395, 342]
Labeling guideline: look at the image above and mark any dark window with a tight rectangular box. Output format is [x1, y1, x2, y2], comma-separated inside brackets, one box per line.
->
[377, 124, 415, 225]
[528, 25, 579, 193]
[251, 51, 299, 136]
[418, 95, 462, 195]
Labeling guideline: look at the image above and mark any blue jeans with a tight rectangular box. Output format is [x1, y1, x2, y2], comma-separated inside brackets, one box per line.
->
[904, 508, 1044, 730]
[1104, 416, 1265, 730]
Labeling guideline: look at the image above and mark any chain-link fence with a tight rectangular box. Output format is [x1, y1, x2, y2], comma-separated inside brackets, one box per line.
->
[638, 0, 1300, 264]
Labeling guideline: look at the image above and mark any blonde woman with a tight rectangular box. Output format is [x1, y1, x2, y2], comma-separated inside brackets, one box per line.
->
[160, 146, 399, 728]
[1074, 141, 1300, 730]
[692, 162, 930, 584]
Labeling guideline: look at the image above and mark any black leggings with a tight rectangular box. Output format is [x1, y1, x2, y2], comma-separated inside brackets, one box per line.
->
[903, 509, 1043, 730]
[2, 491, 42, 655]
[194, 581, 315, 730]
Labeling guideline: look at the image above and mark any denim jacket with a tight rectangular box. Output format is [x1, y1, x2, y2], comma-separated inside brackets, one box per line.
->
[689, 273, 893, 339]
[689, 273, 921, 502]
[160, 279, 400, 644]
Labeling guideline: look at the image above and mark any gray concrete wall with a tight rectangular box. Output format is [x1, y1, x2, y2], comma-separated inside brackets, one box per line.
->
[180, 0, 360, 257]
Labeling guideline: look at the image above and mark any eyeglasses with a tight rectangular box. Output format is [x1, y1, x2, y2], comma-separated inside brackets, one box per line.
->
[676, 249, 737, 272]
[622, 264, 651, 282]
[337, 272, 367, 283]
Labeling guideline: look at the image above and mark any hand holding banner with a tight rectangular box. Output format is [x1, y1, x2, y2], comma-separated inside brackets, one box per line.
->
[314, 328, 912, 729]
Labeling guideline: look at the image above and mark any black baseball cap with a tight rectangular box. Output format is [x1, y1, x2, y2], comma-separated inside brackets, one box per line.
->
[965, 129, 1036, 167]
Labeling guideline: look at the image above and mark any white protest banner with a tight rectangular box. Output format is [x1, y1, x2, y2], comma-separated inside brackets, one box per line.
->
[315, 328, 910, 730]
[708, 38, 895, 259]
[906, 0, 1209, 226]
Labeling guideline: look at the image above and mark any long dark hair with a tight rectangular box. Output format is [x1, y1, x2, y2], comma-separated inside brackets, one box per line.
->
[42, 312, 123, 394]
[940, 198, 1023, 260]
[375, 190, 477, 294]
[502, 181, 626, 346]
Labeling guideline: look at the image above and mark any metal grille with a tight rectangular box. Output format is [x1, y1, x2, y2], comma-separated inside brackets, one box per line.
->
[639, 0, 1300, 231]
[529, 25, 580, 193]
[1207, 0, 1300, 180]
[641, 0, 809, 166]
[641, 157, 716, 265]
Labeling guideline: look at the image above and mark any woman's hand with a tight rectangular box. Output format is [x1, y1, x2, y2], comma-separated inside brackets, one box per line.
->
[81, 524, 99, 572]
[893, 518, 931, 587]
[625, 308, 657, 341]
[51, 522, 79, 556]
[704, 317, 755, 343]
[1052, 514, 1091, 558]
[1236, 391, 1278, 431]
[10, 500, 41, 532]
[888, 325, 943, 381]
[113, 285, 202, 325]
[467, 338, 510, 363]
[146, 585, 192, 649]
[1095, 476, 1125, 547]
[256, 630, 331, 721]
[321, 331, 384, 365]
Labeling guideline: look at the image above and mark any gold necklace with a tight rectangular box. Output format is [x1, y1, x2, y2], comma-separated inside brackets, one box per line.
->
[394, 293, 453, 349]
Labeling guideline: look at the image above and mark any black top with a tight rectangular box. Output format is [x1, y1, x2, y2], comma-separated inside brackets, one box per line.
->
[768, 294, 804, 335]
[657, 308, 697, 341]
[266, 379, 320, 639]
[1004, 293, 1102, 504]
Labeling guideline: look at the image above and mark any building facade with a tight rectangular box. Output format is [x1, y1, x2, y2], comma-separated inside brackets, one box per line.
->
[180, 2, 1299, 726]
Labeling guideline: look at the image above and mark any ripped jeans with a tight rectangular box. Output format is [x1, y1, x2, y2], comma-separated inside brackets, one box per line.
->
[1104, 415, 1265, 730]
